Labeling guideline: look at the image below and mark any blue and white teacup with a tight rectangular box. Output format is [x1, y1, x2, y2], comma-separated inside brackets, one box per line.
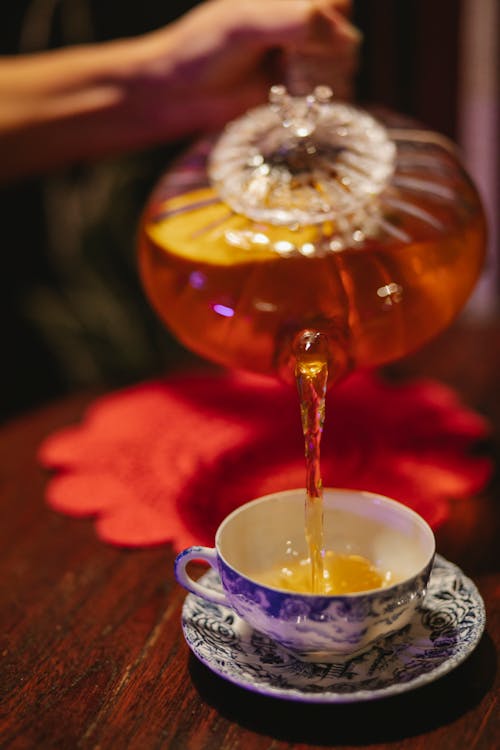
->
[175, 488, 435, 660]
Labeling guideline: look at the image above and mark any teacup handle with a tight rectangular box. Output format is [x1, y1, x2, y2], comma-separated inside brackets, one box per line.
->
[174, 546, 229, 606]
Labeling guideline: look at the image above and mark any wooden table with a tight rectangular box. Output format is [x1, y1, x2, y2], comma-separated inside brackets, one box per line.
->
[1, 318, 499, 750]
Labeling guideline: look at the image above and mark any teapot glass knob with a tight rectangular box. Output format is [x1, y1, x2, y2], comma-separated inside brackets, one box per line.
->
[269, 84, 333, 139]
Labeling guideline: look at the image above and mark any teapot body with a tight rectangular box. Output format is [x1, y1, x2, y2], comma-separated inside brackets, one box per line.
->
[138, 105, 486, 383]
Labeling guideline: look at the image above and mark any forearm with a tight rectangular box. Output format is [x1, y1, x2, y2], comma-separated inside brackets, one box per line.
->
[0, 33, 175, 181]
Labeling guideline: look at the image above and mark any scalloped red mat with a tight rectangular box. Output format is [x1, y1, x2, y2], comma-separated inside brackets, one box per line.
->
[38, 371, 492, 549]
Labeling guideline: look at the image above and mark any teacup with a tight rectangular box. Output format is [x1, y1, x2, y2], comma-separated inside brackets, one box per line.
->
[175, 488, 435, 660]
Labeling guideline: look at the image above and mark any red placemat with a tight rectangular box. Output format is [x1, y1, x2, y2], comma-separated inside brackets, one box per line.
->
[38, 371, 492, 550]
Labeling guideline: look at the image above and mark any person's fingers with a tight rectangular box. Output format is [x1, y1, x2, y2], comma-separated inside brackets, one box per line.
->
[154, 0, 361, 107]
[308, 0, 362, 49]
[243, 1, 361, 98]
[320, 0, 354, 21]
[219, 0, 362, 89]
[182, 0, 361, 55]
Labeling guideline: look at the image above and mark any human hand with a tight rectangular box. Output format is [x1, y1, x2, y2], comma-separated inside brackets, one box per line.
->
[143, 0, 361, 137]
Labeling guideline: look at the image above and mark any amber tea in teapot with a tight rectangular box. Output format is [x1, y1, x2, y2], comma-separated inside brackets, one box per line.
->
[139, 87, 485, 386]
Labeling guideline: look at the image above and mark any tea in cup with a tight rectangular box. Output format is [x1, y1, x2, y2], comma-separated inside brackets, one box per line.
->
[175, 488, 435, 660]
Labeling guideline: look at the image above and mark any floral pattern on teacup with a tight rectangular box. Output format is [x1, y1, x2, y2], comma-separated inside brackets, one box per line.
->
[218, 557, 433, 654]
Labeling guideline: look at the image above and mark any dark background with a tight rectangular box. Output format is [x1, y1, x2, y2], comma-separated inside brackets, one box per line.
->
[0, 1, 471, 421]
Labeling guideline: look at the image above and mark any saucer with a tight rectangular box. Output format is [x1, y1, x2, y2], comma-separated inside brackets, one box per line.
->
[181, 555, 485, 703]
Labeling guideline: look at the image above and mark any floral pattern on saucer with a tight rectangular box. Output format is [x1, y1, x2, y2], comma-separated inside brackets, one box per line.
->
[181, 555, 485, 703]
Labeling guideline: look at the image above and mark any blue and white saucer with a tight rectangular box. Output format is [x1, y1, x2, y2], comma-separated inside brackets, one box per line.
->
[181, 555, 485, 703]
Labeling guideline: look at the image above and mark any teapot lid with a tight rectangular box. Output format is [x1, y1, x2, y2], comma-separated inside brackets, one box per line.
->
[209, 85, 396, 242]
[146, 87, 482, 262]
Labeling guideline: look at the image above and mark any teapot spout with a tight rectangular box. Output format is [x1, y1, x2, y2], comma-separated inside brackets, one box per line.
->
[276, 325, 351, 388]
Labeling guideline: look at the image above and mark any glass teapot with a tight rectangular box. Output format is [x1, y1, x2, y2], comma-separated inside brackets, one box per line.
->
[138, 86, 486, 385]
